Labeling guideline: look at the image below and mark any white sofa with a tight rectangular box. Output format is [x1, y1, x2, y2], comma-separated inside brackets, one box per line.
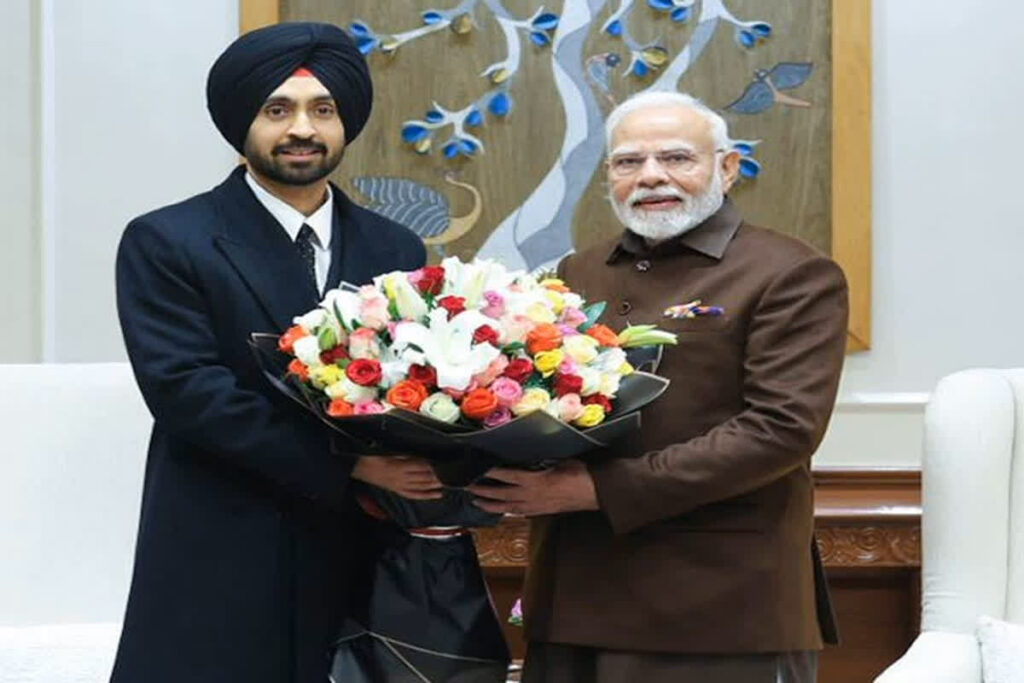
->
[875, 369, 1024, 682]
[0, 363, 151, 682]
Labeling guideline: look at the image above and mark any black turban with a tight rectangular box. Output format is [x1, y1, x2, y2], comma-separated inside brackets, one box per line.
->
[206, 22, 373, 154]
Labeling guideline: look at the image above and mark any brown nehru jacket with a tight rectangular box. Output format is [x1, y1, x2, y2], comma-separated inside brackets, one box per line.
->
[522, 197, 848, 654]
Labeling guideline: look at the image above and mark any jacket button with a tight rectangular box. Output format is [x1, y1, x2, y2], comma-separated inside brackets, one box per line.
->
[636, 260, 651, 272]
[618, 300, 632, 315]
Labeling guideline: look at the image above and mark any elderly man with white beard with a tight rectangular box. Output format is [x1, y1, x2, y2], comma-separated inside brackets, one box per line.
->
[470, 91, 849, 683]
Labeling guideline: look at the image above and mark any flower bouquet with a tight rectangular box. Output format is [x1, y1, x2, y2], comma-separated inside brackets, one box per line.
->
[249, 257, 675, 682]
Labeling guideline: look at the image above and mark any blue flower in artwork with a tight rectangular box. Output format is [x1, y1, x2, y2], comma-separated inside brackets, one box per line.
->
[605, 19, 623, 37]
[529, 31, 551, 47]
[441, 137, 478, 159]
[443, 141, 461, 159]
[349, 21, 371, 37]
[739, 157, 762, 178]
[632, 59, 650, 78]
[421, 10, 444, 25]
[730, 140, 762, 178]
[647, 0, 674, 9]
[349, 22, 380, 55]
[488, 92, 512, 117]
[401, 123, 431, 143]
[465, 109, 484, 127]
[425, 109, 445, 124]
[671, 6, 692, 22]
[532, 13, 559, 31]
[735, 21, 772, 49]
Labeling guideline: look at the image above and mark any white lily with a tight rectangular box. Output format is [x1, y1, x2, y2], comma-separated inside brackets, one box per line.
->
[391, 308, 501, 390]
[321, 289, 362, 331]
[441, 257, 518, 307]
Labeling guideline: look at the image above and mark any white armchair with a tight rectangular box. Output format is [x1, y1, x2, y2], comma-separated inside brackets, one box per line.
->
[875, 369, 1024, 682]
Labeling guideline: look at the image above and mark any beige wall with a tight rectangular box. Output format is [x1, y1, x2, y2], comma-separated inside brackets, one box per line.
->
[0, 1, 40, 362]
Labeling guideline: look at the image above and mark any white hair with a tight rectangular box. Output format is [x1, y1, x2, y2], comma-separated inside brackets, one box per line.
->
[604, 91, 730, 153]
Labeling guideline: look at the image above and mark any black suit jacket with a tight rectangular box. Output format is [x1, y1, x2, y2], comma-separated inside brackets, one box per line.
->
[111, 166, 425, 683]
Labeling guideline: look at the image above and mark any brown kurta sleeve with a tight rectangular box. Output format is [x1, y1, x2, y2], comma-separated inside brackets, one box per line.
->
[590, 255, 849, 534]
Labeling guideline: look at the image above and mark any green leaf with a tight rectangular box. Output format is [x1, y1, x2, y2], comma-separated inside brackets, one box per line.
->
[502, 342, 526, 354]
[333, 303, 353, 333]
[579, 301, 607, 331]
[317, 326, 338, 351]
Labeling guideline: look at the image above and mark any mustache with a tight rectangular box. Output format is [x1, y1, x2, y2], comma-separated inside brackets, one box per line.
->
[626, 187, 688, 206]
[272, 141, 328, 155]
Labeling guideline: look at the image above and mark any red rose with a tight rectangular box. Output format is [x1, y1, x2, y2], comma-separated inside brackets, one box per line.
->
[473, 325, 500, 346]
[346, 359, 383, 387]
[503, 358, 535, 384]
[320, 346, 349, 365]
[553, 373, 584, 397]
[583, 394, 613, 413]
[437, 296, 466, 319]
[416, 266, 446, 295]
[408, 364, 437, 388]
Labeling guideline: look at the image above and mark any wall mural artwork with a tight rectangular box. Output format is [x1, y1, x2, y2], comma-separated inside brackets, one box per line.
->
[258, 0, 870, 348]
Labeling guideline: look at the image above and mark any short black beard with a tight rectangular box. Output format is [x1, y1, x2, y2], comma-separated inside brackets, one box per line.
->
[244, 137, 344, 187]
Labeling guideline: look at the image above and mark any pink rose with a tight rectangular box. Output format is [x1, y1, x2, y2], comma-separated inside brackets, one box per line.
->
[500, 314, 533, 345]
[558, 357, 579, 376]
[354, 401, 388, 415]
[444, 380, 478, 402]
[357, 286, 390, 330]
[558, 324, 580, 337]
[482, 291, 506, 318]
[348, 327, 381, 360]
[473, 354, 510, 387]
[559, 306, 588, 328]
[490, 377, 525, 408]
[556, 393, 585, 422]
[483, 406, 513, 429]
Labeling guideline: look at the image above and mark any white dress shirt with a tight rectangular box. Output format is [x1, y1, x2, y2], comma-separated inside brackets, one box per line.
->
[245, 171, 333, 293]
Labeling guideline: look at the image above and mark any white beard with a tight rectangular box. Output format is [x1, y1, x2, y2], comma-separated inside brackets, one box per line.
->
[610, 169, 725, 242]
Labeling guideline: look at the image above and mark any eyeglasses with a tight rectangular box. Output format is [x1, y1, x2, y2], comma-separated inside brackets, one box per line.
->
[608, 148, 726, 177]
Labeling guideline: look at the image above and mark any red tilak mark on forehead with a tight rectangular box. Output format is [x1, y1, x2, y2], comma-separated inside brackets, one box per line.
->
[292, 67, 314, 77]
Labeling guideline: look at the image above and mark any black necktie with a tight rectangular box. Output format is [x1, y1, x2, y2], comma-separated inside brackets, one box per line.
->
[295, 224, 318, 293]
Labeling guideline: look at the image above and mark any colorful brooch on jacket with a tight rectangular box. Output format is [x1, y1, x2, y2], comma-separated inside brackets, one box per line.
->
[663, 299, 724, 319]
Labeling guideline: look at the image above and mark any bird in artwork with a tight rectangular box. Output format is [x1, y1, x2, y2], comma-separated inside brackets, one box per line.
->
[725, 62, 814, 114]
[586, 52, 623, 110]
[348, 172, 482, 257]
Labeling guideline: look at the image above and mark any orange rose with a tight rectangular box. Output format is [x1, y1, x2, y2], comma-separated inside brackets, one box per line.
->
[278, 325, 308, 354]
[527, 323, 563, 355]
[586, 324, 620, 348]
[287, 359, 310, 381]
[326, 399, 354, 417]
[386, 379, 430, 411]
[461, 388, 500, 420]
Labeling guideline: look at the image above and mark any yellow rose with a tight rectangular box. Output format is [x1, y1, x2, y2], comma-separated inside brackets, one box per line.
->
[562, 335, 599, 365]
[533, 349, 565, 377]
[311, 364, 343, 389]
[619, 361, 635, 376]
[525, 302, 557, 324]
[512, 387, 552, 416]
[543, 290, 566, 314]
[574, 404, 606, 428]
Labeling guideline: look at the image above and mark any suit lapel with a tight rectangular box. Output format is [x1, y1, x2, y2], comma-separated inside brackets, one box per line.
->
[327, 188, 398, 289]
[211, 166, 320, 332]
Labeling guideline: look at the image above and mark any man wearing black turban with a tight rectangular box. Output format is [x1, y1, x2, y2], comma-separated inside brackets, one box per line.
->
[111, 22, 437, 683]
